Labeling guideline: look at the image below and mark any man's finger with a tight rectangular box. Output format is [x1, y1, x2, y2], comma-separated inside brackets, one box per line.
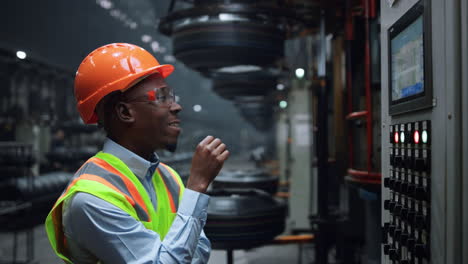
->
[207, 138, 222, 150]
[212, 143, 226, 156]
[199, 135, 214, 147]
[217, 150, 230, 161]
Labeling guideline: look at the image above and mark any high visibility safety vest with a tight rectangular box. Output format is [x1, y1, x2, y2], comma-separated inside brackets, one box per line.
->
[45, 151, 185, 264]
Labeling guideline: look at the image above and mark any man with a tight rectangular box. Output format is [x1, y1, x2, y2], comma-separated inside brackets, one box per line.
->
[45, 43, 229, 263]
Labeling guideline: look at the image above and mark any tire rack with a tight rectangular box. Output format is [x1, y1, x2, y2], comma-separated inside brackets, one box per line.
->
[0, 142, 36, 264]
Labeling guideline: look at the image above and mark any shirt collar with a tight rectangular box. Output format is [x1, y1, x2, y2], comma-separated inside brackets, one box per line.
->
[102, 138, 159, 180]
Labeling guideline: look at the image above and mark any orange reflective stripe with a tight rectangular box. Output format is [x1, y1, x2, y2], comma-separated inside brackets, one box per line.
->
[160, 163, 181, 194]
[89, 157, 149, 216]
[157, 168, 177, 213]
[58, 173, 135, 206]
[56, 176, 82, 202]
[79, 174, 136, 206]
[55, 157, 99, 203]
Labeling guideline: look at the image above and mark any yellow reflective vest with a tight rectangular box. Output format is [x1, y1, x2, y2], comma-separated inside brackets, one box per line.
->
[45, 152, 185, 263]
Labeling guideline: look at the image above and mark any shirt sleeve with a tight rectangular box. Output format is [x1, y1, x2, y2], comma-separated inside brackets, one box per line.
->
[192, 230, 211, 264]
[63, 189, 211, 264]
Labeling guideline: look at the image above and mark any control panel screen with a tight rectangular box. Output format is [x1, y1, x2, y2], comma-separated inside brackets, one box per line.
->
[391, 15, 424, 102]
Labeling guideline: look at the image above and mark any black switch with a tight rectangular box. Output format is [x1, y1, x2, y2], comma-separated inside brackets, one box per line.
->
[383, 244, 391, 254]
[401, 207, 409, 220]
[394, 228, 402, 240]
[384, 200, 391, 210]
[394, 180, 402, 192]
[414, 149, 431, 173]
[414, 186, 428, 201]
[401, 232, 409, 245]
[407, 210, 416, 224]
[388, 201, 396, 212]
[384, 177, 391, 188]
[395, 156, 403, 168]
[407, 238, 415, 249]
[414, 244, 428, 259]
[404, 148, 413, 169]
[389, 178, 396, 190]
[382, 223, 390, 242]
[406, 183, 415, 196]
[414, 158, 425, 172]
[394, 204, 402, 215]
[415, 214, 426, 229]
[400, 181, 408, 193]
[389, 248, 399, 261]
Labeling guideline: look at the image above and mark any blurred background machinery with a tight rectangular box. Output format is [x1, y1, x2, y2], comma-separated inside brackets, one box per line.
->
[0, 0, 467, 263]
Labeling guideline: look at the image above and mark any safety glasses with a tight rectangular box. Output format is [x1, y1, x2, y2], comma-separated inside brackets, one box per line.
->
[125, 86, 176, 106]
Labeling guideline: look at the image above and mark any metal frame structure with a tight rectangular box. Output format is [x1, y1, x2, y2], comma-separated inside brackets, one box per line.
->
[345, 0, 382, 185]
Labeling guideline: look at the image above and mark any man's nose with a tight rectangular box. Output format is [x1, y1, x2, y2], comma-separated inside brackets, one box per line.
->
[170, 102, 182, 114]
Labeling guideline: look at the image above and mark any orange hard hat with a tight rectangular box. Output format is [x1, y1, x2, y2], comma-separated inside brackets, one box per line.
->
[74, 43, 174, 124]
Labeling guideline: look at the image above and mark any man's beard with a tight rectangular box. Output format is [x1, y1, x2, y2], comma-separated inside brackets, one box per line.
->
[165, 143, 178, 152]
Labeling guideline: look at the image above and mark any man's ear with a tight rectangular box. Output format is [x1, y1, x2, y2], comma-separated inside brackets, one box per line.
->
[115, 102, 135, 124]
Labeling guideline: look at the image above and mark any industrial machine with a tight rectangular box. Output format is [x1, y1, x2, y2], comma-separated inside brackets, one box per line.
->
[380, 0, 468, 263]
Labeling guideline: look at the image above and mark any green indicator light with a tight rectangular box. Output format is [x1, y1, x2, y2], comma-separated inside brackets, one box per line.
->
[400, 132, 405, 143]
[422, 130, 428, 143]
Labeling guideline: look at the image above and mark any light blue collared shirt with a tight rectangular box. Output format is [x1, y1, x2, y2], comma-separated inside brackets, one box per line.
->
[62, 138, 211, 264]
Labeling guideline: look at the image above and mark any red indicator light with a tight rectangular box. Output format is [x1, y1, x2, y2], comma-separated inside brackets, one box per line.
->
[414, 131, 420, 144]
[394, 132, 399, 143]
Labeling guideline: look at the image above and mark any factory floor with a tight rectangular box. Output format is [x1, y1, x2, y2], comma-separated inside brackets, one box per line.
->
[0, 225, 314, 263]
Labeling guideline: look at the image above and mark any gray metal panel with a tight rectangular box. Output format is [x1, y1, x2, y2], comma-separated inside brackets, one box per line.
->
[380, 0, 461, 262]
[461, 0, 468, 262]
[444, 0, 463, 262]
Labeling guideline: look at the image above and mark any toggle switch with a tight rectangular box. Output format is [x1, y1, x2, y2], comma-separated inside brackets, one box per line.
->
[383, 243, 391, 254]
[413, 243, 428, 259]
[384, 177, 391, 188]
[401, 232, 409, 245]
[401, 207, 409, 220]
[394, 204, 402, 216]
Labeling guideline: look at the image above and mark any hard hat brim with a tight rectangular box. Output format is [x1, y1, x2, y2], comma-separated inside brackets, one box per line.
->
[79, 63, 175, 124]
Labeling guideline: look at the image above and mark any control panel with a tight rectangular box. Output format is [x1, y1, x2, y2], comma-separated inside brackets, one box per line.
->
[383, 120, 431, 263]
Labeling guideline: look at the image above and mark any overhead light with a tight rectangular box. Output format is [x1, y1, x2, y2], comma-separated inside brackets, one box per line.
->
[97, 0, 113, 9]
[216, 65, 262, 74]
[129, 22, 138, 29]
[193, 104, 202, 112]
[142, 35, 152, 43]
[279, 100, 287, 109]
[295, 68, 305, 79]
[151, 41, 160, 52]
[164, 55, 176, 63]
[110, 9, 120, 18]
[16, 51, 26, 60]
[276, 83, 285, 91]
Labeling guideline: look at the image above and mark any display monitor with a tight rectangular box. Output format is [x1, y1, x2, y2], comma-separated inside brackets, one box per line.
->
[388, 0, 432, 115]
[391, 16, 424, 101]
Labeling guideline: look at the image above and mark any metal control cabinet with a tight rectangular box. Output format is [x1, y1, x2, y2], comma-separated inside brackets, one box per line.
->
[381, 0, 468, 263]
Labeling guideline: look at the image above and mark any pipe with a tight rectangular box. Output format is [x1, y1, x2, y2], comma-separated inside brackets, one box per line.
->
[345, 0, 354, 168]
[346, 111, 368, 120]
[364, 0, 373, 172]
[347, 168, 382, 179]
